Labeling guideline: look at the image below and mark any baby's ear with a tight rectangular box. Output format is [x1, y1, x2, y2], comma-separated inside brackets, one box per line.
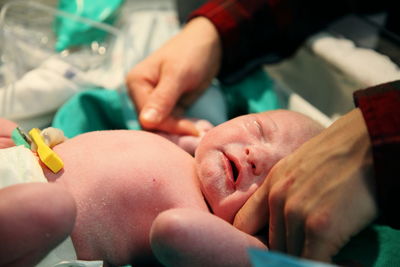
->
[0, 118, 18, 148]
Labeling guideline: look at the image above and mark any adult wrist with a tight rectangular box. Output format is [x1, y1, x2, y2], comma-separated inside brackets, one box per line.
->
[322, 108, 375, 199]
[354, 82, 400, 228]
[183, 17, 222, 70]
[324, 108, 373, 167]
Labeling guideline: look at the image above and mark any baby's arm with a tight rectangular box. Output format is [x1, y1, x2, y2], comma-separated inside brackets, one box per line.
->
[0, 183, 76, 266]
[150, 208, 267, 267]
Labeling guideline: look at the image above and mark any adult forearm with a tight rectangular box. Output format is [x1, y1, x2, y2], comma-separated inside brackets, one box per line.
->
[354, 80, 400, 228]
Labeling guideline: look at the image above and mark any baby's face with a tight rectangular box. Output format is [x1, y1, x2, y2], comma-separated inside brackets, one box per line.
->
[195, 110, 324, 222]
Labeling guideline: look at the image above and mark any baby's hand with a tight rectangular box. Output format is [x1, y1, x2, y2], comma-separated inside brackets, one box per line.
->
[156, 119, 214, 156]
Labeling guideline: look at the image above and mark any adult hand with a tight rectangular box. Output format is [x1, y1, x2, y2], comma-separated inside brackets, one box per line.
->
[126, 17, 222, 135]
[233, 108, 378, 262]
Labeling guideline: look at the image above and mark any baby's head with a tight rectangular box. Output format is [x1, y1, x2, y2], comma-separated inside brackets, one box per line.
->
[195, 110, 324, 222]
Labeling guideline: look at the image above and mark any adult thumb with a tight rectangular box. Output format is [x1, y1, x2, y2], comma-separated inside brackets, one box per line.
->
[233, 185, 270, 235]
[139, 76, 184, 129]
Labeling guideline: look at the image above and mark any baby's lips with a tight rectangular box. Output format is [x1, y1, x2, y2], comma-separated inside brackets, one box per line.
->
[223, 152, 243, 188]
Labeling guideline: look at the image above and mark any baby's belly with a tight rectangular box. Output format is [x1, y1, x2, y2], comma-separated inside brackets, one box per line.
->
[59, 174, 205, 266]
[46, 130, 208, 266]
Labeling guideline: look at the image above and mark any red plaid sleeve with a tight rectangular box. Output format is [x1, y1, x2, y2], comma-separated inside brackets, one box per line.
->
[354, 80, 400, 228]
[189, 0, 282, 82]
[188, 0, 352, 82]
[189, 1, 268, 50]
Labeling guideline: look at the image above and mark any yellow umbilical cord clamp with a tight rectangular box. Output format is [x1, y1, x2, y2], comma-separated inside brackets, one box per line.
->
[29, 128, 64, 173]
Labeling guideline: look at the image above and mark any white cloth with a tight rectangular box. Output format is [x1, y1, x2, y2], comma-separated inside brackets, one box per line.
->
[310, 33, 400, 87]
[0, 146, 103, 267]
[0, 57, 91, 129]
[266, 32, 400, 120]
[1, 13, 124, 130]
[0, 145, 46, 187]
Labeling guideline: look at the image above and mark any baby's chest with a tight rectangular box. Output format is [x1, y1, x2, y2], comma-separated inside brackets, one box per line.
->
[70, 178, 205, 264]
[70, 173, 204, 231]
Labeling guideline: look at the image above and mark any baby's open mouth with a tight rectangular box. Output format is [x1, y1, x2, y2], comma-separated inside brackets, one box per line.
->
[229, 159, 239, 182]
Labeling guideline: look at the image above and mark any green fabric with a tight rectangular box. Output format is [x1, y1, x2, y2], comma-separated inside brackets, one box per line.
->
[248, 224, 400, 267]
[334, 224, 400, 267]
[221, 68, 282, 119]
[54, 0, 124, 51]
[52, 89, 135, 138]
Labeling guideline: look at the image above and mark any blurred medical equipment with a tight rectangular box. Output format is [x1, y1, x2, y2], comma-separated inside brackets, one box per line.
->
[0, 0, 125, 129]
[0, 0, 228, 131]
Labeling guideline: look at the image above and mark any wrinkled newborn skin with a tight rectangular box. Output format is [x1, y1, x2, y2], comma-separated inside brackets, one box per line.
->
[1, 110, 323, 266]
[44, 131, 209, 266]
[195, 110, 324, 222]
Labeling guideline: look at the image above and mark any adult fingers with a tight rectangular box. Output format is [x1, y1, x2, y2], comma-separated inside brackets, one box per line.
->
[233, 181, 270, 235]
[284, 196, 306, 256]
[139, 68, 188, 129]
[127, 63, 199, 135]
[126, 62, 157, 111]
[301, 212, 340, 262]
[154, 115, 199, 136]
[302, 237, 335, 262]
[268, 177, 292, 252]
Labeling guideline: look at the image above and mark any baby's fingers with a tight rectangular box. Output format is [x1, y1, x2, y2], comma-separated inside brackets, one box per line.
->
[139, 67, 188, 129]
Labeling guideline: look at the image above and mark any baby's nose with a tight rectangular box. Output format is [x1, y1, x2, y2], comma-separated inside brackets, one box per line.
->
[245, 146, 267, 176]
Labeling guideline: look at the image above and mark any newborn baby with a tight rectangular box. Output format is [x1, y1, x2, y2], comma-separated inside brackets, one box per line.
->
[0, 110, 323, 266]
